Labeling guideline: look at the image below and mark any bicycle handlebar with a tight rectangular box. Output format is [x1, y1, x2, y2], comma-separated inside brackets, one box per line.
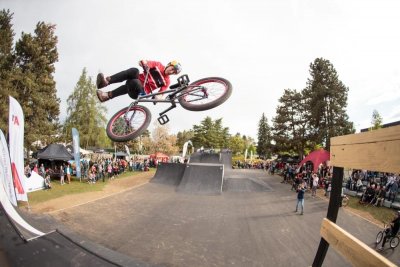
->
[170, 83, 180, 89]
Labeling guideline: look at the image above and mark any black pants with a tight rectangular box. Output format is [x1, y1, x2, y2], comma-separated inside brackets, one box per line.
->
[109, 68, 144, 99]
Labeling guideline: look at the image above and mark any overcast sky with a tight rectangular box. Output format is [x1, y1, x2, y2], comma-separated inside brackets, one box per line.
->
[3, 0, 400, 140]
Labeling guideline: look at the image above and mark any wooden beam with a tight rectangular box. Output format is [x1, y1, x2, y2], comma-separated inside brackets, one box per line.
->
[320, 218, 396, 267]
[330, 125, 400, 173]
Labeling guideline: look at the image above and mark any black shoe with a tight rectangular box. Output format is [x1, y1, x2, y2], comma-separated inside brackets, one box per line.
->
[96, 73, 109, 89]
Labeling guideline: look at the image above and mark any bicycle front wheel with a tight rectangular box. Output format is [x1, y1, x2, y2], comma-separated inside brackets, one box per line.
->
[106, 105, 151, 142]
[376, 231, 384, 244]
[390, 236, 400, 248]
[179, 77, 232, 111]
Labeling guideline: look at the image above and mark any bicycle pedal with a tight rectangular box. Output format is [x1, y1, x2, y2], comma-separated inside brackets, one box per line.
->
[157, 114, 169, 125]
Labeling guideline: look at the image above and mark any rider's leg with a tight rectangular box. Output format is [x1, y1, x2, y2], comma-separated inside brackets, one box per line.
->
[109, 68, 139, 84]
[125, 79, 144, 99]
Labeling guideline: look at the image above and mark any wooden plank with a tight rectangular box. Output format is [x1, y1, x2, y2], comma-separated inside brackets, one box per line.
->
[320, 218, 396, 267]
[330, 125, 400, 173]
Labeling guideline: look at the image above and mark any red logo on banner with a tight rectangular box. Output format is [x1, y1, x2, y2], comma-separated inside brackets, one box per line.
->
[11, 162, 25, 194]
[12, 115, 20, 126]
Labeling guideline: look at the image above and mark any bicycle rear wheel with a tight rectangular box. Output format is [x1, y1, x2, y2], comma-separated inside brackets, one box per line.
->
[376, 231, 384, 244]
[106, 105, 151, 142]
[390, 236, 400, 248]
[179, 77, 232, 111]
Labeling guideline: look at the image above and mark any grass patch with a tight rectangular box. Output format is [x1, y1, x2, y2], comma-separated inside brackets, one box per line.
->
[347, 196, 397, 224]
[23, 169, 155, 206]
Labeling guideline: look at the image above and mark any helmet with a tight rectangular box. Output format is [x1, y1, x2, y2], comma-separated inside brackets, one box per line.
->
[167, 60, 182, 74]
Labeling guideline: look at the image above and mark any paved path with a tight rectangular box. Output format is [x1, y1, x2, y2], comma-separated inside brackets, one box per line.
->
[31, 169, 400, 266]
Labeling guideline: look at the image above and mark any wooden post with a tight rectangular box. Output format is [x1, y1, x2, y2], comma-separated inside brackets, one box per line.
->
[312, 166, 343, 267]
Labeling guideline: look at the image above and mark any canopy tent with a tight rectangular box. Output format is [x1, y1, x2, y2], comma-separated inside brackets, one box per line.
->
[37, 144, 74, 161]
[149, 152, 170, 162]
[298, 149, 330, 172]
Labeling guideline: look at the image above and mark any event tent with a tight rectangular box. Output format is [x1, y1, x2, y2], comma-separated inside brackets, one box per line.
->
[37, 144, 74, 161]
[149, 152, 169, 162]
[298, 149, 330, 172]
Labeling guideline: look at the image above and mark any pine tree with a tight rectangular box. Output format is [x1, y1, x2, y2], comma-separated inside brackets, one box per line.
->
[272, 89, 310, 159]
[64, 68, 109, 148]
[256, 113, 272, 159]
[192, 116, 230, 149]
[14, 22, 60, 151]
[303, 58, 355, 150]
[176, 130, 195, 150]
[0, 9, 17, 133]
[370, 109, 383, 130]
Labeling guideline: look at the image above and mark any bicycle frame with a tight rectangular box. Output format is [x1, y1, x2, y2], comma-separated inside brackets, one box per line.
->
[124, 74, 206, 125]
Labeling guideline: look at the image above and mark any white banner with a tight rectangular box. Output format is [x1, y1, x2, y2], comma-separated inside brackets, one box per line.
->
[9, 96, 27, 202]
[125, 145, 131, 157]
[25, 171, 45, 192]
[0, 129, 17, 206]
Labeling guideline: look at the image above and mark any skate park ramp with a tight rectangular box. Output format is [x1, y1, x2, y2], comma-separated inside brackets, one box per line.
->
[189, 151, 221, 164]
[177, 163, 224, 195]
[220, 150, 232, 170]
[150, 162, 186, 186]
[223, 168, 273, 192]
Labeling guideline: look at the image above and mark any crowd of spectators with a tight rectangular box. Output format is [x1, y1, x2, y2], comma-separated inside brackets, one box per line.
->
[346, 170, 400, 206]
[24, 156, 157, 188]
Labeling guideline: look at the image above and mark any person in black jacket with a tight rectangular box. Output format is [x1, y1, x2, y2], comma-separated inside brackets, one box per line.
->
[377, 211, 400, 250]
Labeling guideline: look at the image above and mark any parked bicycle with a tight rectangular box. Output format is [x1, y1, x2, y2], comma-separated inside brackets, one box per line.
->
[375, 223, 400, 249]
[106, 69, 232, 142]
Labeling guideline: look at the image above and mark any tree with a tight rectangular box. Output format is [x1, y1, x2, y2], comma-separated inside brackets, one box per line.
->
[0, 9, 17, 134]
[303, 58, 355, 150]
[272, 89, 311, 159]
[228, 133, 246, 155]
[370, 109, 383, 130]
[14, 21, 60, 153]
[192, 117, 230, 149]
[176, 129, 194, 151]
[150, 123, 179, 155]
[64, 68, 109, 148]
[257, 113, 272, 159]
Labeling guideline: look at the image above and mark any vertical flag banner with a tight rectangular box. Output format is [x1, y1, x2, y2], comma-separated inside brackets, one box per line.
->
[9, 96, 27, 202]
[0, 129, 18, 206]
[125, 145, 130, 158]
[72, 128, 81, 178]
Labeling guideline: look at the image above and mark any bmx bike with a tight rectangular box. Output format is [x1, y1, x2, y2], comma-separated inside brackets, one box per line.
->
[375, 223, 400, 249]
[105, 73, 232, 142]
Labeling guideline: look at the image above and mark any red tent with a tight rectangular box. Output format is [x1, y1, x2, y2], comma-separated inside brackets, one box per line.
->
[298, 149, 330, 172]
[149, 152, 170, 163]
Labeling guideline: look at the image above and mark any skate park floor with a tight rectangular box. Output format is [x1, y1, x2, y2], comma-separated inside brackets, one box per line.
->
[25, 169, 400, 267]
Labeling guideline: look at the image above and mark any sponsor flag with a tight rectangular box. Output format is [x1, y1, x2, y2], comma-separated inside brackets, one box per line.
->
[0, 129, 18, 206]
[125, 145, 130, 158]
[72, 128, 81, 178]
[9, 96, 27, 202]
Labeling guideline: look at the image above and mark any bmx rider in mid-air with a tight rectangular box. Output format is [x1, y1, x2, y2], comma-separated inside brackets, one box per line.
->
[96, 60, 182, 102]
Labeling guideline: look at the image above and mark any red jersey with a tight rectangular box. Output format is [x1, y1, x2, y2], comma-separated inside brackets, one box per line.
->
[138, 60, 171, 94]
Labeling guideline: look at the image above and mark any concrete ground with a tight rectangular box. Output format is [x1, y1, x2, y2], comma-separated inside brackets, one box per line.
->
[29, 169, 400, 266]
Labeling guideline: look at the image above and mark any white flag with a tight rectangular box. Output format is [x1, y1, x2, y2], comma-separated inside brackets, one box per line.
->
[125, 145, 131, 157]
[0, 129, 17, 206]
[9, 96, 27, 202]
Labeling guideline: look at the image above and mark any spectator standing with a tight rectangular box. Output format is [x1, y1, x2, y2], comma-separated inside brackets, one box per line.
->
[295, 184, 306, 215]
[60, 165, 65, 185]
[388, 179, 398, 203]
[39, 163, 45, 177]
[65, 163, 71, 184]
[312, 173, 319, 198]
